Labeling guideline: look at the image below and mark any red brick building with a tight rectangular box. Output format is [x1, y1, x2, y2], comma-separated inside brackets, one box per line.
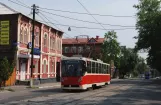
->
[62, 36, 104, 59]
[0, 3, 63, 84]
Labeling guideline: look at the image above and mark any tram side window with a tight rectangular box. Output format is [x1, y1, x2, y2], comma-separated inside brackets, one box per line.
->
[107, 65, 110, 73]
[97, 63, 101, 73]
[101, 64, 104, 74]
[103, 65, 107, 74]
[92, 62, 95, 73]
[96, 62, 98, 73]
[87, 61, 91, 73]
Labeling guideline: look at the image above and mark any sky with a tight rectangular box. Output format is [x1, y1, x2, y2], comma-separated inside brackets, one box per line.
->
[1, 0, 148, 59]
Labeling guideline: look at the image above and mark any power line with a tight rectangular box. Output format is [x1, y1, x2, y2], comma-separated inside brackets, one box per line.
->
[40, 9, 135, 27]
[8, 0, 72, 38]
[39, 7, 135, 18]
[7, 0, 135, 28]
[37, 20, 135, 31]
[8, 0, 31, 9]
[37, 12, 72, 38]
[76, 0, 108, 32]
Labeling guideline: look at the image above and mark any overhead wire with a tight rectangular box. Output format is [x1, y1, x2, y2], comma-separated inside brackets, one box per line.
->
[8, 0, 135, 28]
[37, 20, 135, 31]
[37, 12, 72, 38]
[76, 0, 110, 32]
[8, 0, 136, 29]
[39, 9, 135, 28]
[38, 6, 135, 18]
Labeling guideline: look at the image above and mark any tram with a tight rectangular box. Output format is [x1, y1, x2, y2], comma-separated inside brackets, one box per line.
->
[61, 57, 111, 90]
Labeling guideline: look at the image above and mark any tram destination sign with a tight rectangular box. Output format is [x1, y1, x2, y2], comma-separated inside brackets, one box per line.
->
[0, 21, 10, 45]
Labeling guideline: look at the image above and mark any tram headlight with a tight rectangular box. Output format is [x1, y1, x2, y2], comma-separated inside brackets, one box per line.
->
[61, 78, 64, 82]
[78, 77, 82, 82]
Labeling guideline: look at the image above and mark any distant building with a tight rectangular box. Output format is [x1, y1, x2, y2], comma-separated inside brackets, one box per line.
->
[0, 3, 63, 85]
[62, 36, 104, 59]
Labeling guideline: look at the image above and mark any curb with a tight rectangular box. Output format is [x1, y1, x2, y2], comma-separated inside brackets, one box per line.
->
[38, 85, 61, 89]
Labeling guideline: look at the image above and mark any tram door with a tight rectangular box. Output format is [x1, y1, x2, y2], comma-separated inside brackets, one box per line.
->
[56, 62, 61, 82]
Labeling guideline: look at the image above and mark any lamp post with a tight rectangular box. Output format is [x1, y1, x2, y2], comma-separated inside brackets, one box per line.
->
[30, 4, 36, 87]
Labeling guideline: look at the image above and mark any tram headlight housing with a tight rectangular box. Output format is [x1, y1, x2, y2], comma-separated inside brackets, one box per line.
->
[61, 78, 64, 82]
[78, 77, 82, 82]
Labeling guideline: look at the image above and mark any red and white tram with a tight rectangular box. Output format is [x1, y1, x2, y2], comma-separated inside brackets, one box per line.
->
[61, 57, 111, 90]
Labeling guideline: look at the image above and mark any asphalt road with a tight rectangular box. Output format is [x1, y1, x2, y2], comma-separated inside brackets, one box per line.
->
[1, 79, 161, 105]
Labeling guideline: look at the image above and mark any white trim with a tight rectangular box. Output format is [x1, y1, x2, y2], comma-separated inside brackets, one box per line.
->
[61, 81, 110, 90]
[85, 73, 110, 75]
[18, 54, 40, 59]
[48, 54, 50, 78]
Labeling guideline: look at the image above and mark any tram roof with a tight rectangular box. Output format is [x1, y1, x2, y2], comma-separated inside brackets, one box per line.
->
[62, 57, 109, 65]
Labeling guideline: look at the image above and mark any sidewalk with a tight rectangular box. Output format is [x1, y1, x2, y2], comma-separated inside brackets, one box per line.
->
[3, 82, 61, 92]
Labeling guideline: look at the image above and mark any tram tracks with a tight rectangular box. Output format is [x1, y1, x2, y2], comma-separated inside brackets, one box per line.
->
[7, 83, 133, 105]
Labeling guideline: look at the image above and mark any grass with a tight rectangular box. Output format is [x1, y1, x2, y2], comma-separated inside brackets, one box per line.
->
[0, 87, 15, 92]
[0, 88, 4, 91]
[26, 86, 39, 89]
[6, 88, 15, 92]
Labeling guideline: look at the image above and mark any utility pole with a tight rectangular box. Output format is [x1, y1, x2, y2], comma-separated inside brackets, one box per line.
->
[30, 4, 36, 87]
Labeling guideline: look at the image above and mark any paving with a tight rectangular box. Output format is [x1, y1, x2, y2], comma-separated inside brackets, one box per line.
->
[0, 79, 161, 105]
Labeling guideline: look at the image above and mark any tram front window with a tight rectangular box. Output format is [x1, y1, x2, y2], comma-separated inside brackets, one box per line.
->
[62, 60, 86, 77]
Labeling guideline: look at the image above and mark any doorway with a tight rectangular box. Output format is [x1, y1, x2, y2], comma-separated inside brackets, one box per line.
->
[56, 62, 60, 82]
[20, 63, 26, 80]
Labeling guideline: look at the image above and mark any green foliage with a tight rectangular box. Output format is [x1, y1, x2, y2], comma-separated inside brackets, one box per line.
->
[0, 57, 14, 87]
[135, 57, 147, 74]
[134, 0, 161, 72]
[119, 47, 139, 78]
[101, 31, 121, 67]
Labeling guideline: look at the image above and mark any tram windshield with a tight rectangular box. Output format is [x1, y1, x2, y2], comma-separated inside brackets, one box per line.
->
[62, 60, 86, 77]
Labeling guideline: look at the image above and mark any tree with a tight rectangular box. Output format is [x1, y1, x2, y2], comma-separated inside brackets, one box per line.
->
[134, 0, 161, 72]
[101, 31, 121, 68]
[119, 47, 139, 78]
[135, 57, 147, 74]
[0, 57, 14, 88]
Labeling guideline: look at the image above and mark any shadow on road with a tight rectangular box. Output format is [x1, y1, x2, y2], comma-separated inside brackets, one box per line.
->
[29, 79, 161, 105]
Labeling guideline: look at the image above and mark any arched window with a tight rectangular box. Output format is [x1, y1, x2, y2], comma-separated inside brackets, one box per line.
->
[44, 34, 47, 47]
[20, 26, 23, 43]
[35, 32, 39, 46]
[35, 61, 38, 73]
[24, 28, 28, 43]
[43, 60, 46, 73]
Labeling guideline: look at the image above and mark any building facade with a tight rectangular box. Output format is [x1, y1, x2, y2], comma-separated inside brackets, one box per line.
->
[62, 36, 104, 59]
[0, 3, 63, 83]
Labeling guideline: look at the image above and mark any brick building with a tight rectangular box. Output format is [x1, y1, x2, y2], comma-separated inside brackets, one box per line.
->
[62, 36, 104, 59]
[0, 3, 63, 84]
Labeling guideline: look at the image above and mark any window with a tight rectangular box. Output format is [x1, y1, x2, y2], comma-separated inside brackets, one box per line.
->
[35, 32, 39, 46]
[53, 38, 55, 49]
[78, 46, 83, 53]
[96, 63, 98, 73]
[52, 61, 55, 73]
[86, 46, 90, 52]
[50, 37, 52, 49]
[35, 61, 38, 73]
[88, 39, 96, 43]
[43, 60, 47, 73]
[87, 61, 91, 73]
[24, 28, 28, 43]
[92, 62, 95, 73]
[65, 47, 70, 53]
[98, 63, 102, 74]
[20, 27, 23, 43]
[44, 34, 47, 47]
[71, 46, 76, 53]
[63, 47, 65, 53]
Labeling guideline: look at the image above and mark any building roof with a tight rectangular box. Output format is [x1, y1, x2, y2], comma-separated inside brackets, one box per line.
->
[62, 38, 104, 44]
[0, 2, 63, 34]
[0, 2, 18, 14]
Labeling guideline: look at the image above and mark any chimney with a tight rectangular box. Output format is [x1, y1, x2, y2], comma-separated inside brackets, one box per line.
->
[96, 35, 99, 40]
